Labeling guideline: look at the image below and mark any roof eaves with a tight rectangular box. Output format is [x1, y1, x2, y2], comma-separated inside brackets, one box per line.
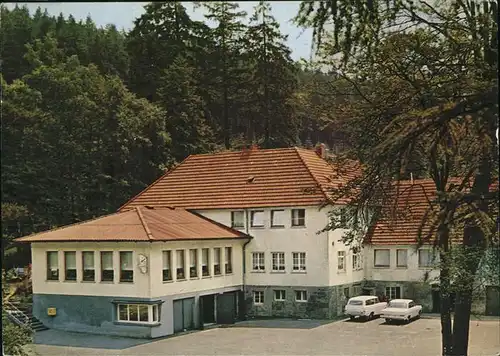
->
[117, 155, 194, 212]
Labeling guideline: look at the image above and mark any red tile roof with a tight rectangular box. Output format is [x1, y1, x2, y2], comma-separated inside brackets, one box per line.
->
[367, 178, 498, 245]
[119, 147, 358, 211]
[15, 207, 250, 243]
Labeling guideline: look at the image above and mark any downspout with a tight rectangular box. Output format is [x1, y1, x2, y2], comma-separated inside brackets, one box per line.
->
[241, 209, 251, 320]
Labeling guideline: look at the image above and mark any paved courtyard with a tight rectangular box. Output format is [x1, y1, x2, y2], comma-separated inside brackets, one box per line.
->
[32, 316, 500, 356]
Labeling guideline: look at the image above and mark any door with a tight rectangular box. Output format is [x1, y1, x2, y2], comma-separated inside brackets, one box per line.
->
[217, 292, 236, 324]
[173, 298, 195, 333]
[201, 294, 215, 324]
[486, 286, 500, 316]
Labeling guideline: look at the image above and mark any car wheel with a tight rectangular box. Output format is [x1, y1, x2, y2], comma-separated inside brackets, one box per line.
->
[385, 318, 391, 324]
[406, 316, 411, 323]
[349, 316, 355, 321]
[368, 312, 374, 321]
[417, 311, 422, 319]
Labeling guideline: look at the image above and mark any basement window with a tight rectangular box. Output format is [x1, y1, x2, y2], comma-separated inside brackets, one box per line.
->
[117, 303, 159, 325]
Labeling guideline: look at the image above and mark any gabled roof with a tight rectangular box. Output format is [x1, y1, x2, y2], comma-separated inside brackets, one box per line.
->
[119, 147, 359, 211]
[15, 206, 250, 243]
[366, 178, 498, 245]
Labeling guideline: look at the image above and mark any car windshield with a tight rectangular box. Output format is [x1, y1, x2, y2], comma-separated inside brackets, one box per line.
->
[349, 300, 363, 305]
[388, 302, 407, 308]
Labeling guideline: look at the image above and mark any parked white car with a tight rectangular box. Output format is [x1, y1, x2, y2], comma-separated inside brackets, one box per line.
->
[381, 299, 422, 323]
[345, 296, 388, 320]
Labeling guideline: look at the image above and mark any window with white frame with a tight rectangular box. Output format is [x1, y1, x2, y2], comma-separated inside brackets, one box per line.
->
[82, 251, 95, 282]
[295, 290, 308, 302]
[271, 210, 285, 228]
[252, 252, 265, 271]
[231, 211, 244, 228]
[274, 290, 286, 301]
[337, 251, 346, 271]
[46, 251, 59, 280]
[352, 252, 362, 270]
[202, 248, 210, 276]
[253, 291, 264, 305]
[271, 252, 285, 271]
[291, 209, 305, 227]
[117, 304, 159, 324]
[385, 286, 402, 300]
[189, 249, 198, 278]
[374, 249, 390, 268]
[176, 250, 185, 280]
[396, 249, 408, 268]
[64, 251, 77, 281]
[101, 251, 114, 282]
[214, 248, 221, 275]
[120, 251, 133, 282]
[225, 247, 232, 274]
[418, 249, 433, 267]
[251, 210, 265, 227]
[162, 251, 172, 281]
[292, 252, 306, 271]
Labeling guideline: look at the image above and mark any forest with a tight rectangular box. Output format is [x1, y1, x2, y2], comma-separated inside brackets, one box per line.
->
[1, 2, 344, 267]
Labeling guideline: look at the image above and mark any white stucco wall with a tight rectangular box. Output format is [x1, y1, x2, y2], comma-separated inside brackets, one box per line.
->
[198, 206, 334, 287]
[327, 228, 365, 286]
[31, 240, 246, 299]
[364, 245, 440, 283]
[150, 240, 245, 298]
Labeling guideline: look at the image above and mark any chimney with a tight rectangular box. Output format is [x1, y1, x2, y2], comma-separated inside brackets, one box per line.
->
[315, 143, 327, 159]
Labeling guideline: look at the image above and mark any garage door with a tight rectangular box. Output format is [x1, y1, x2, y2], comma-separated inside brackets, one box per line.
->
[173, 298, 195, 333]
[216, 292, 237, 324]
[485, 286, 500, 316]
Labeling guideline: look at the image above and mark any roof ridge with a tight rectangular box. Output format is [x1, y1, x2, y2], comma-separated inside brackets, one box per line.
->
[294, 147, 331, 202]
[135, 206, 154, 241]
[118, 155, 194, 212]
[187, 147, 298, 158]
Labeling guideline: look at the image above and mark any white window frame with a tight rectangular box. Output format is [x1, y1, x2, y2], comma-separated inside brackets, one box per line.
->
[418, 249, 434, 268]
[116, 303, 159, 325]
[292, 252, 306, 272]
[352, 252, 363, 270]
[101, 251, 114, 282]
[251, 210, 265, 228]
[82, 251, 95, 282]
[202, 248, 210, 277]
[291, 209, 305, 227]
[225, 247, 232, 274]
[119, 251, 134, 283]
[253, 291, 264, 305]
[252, 252, 265, 271]
[213, 248, 221, 275]
[176, 250, 186, 280]
[396, 249, 408, 268]
[189, 249, 198, 278]
[64, 251, 77, 281]
[295, 290, 308, 302]
[374, 249, 390, 268]
[337, 251, 346, 272]
[271, 252, 285, 272]
[231, 211, 244, 228]
[46, 251, 59, 281]
[274, 290, 286, 301]
[270, 210, 285, 228]
[385, 286, 402, 300]
[162, 250, 172, 281]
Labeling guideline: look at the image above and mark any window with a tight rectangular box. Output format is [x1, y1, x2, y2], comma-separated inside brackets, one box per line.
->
[225, 247, 232, 274]
[409, 301, 415, 308]
[189, 249, 198, 278]
[295, 290, 308, 302]
[292, 252, 306, 272]
[101, 251, 114, 282]
[253, 291, 264, 305]
[274, 290, 286, 301]
[352, 253, 362, 270]
[231, 211, 244, 228]
[64, 252, 76, 281]
[46, 251, 59, 280]
[162, 251, 172, 281]
[120, 251, 133, 283]
[176, 250, 185, 280]
[271, 210, 285, 227]
[82, 251, 95, 282]
[337, 251, 346, 271]
[291, 209, 305, 227]
[271, 252, 285, 271]
[343, 287, 350, 298]
[252, 252, 265, 271]
[251, 211, 265, 227]
[214, 248, 221, 275]
[374, 249, 390, 268]
[396, 249, 408, 268]
[418, 249, 433, 268]
[117, 304, 159, 324]
[202, 248, 210, 276]
[385, 286, 402, 300]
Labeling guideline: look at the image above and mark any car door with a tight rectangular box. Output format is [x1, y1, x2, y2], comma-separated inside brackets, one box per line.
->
[408, 301, 416, 317]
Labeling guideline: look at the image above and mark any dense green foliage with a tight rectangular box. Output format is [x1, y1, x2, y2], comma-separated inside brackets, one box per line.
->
[1, 3, 341, 267]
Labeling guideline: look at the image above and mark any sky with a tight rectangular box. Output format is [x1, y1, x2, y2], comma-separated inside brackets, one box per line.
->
[7, 2, 314, 61]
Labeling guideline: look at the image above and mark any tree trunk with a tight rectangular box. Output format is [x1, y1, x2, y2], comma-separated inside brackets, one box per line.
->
[440, 259, 453, 356]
